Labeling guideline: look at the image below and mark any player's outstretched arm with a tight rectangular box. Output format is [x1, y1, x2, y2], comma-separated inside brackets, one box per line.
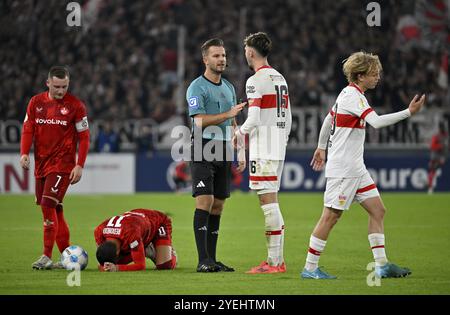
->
[408, 94, 426, 115]
[365, 94, 425, 129]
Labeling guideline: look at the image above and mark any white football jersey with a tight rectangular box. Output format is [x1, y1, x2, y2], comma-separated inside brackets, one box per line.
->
[245, 66, 292, 160]
[325, 83, 374, 178]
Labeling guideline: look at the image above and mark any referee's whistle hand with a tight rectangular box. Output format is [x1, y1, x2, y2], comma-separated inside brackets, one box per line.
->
[227, 103, 245, 118]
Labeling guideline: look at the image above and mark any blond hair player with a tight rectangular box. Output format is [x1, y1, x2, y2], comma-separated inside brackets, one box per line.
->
[301, 52, 425, 279]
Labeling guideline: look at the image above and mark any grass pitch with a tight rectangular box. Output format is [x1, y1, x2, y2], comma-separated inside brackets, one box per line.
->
[0, 192, 449, 295]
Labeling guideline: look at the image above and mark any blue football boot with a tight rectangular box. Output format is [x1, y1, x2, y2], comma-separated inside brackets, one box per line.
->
[301, 267, 337, 279]
[375, 263, 411, 278]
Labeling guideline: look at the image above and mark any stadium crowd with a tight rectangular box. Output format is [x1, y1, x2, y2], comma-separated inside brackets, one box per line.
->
[1, 0, 447, 125]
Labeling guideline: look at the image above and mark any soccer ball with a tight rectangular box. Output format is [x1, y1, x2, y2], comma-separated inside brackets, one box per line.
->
[61, 245, 88, 270]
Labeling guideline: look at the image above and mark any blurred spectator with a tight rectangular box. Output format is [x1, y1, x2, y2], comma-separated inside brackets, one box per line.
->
[95, 121, 120, 152]
[428, 122, 449, 194]
[231, 164, 243, 191]
[136, 124, 155, 156]
[172, 161, 191, 193]
[0, 0, 446, 125]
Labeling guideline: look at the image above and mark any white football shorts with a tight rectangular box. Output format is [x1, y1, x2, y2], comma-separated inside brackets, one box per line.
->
[324, 170, 380, 210]
[249, 159, 284, 195]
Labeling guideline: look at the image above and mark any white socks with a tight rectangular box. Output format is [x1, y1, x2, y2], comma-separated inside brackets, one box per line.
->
[368, 233, 388, 267]
[303, 233, 388, 271]
[261, 203, 284, 266]
[305, 235, 327, 272]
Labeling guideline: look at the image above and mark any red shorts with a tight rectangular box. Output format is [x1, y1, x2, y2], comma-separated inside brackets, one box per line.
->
[153, 217, 173, 247]
[35, 173, 71, 205]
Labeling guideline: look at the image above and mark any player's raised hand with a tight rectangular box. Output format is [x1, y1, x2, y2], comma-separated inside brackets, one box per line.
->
[310, 148, 326, 171]
[20, 154, 30, 170]
[227, 102, 246, 118]
[103, 262, 118, 272]
[408, 94, 425, 115]
[69, 165, 83, 184]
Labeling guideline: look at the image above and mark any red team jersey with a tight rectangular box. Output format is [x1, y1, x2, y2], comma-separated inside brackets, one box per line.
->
[94, 209, 172, 258]
[21, 92, 89, 178]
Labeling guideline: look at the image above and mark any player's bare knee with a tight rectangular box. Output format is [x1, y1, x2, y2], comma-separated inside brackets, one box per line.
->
[374, 206, 386, 220]
[195, 195, 214, 211]
[156, 257, 177, 270]
[211, 198, 225, 215]
[322, 208, 342, 226]
[258, 192, 277, 206]
[211, 205, 223, 215]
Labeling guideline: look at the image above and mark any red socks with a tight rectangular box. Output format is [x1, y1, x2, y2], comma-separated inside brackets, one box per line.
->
[41, 206, 58, 258]
[55, 204, 70, 252]
[41, 202, 71, 258]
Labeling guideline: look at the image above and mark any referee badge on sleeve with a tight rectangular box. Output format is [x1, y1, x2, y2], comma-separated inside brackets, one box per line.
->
[188, 96, 199, 109]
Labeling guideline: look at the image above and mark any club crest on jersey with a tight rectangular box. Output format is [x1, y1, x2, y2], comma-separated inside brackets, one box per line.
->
[188, 96, 199, 109]
[60, 107, 69, 115]
[338, 194, 347, 205]
[360, 119, 366, 127]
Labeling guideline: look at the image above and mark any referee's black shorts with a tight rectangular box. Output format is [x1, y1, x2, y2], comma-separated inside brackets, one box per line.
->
[190, 139, 232, 199]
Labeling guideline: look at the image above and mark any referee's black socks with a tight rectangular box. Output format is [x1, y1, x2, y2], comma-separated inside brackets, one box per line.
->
[207, 214, 221, 262]
[193, 209, 210, 263]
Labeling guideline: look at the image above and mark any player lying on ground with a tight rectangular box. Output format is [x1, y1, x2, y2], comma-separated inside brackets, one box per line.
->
[95, 209, 177, 272]
[301, 51, 425, 279]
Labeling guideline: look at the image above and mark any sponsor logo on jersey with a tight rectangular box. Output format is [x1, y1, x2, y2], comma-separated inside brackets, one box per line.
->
[60, 107, 69, 115]
[246, 85, 256, 94]
[103, 227, 121, 235]
[269, 74, 284, 82]
[188, 96, 199, 109]
[35, 118, 67, 126]
[130, 240, 139, 249]
[359, 98, 365, 109]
